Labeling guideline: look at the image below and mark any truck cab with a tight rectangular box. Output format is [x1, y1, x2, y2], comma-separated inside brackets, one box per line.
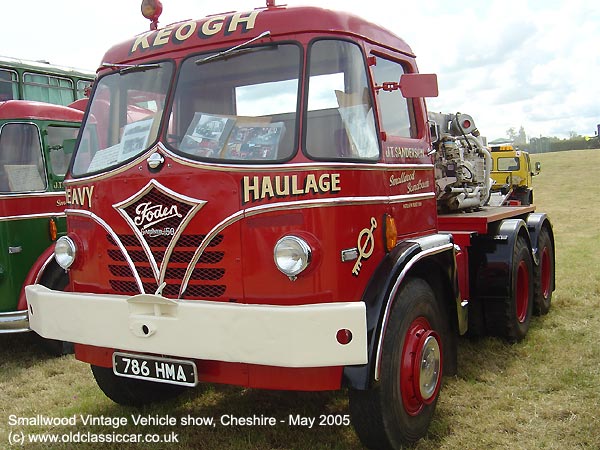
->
[489, 143, 540, 205]
[26, 2, 554, 448]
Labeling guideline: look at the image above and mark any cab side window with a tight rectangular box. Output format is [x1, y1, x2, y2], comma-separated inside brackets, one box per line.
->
[305, 39, 379, 160]
[371, 57, 416, 138]
[0, 123, 46, 193]
[46, 125, 80, 177]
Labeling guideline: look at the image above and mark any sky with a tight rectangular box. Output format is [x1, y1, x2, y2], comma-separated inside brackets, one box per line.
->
[2, 0, 598, 141]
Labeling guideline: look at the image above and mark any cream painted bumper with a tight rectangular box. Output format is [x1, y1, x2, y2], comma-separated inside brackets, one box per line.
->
[26, 284, 367, 368]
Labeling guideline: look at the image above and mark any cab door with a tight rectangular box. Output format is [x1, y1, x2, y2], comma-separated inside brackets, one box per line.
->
[0, 121, 50, 312]
[370, 53, 437, 237]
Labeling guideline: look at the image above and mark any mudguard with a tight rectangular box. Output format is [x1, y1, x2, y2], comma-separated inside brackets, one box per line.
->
[16, 244, 57, 311]
[343, 234, 460, 390]
[471, 218, 531, 305]
[526, 212, 555, 268]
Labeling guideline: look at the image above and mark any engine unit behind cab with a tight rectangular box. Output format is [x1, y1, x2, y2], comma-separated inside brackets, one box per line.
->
[430, 112, 493, 212]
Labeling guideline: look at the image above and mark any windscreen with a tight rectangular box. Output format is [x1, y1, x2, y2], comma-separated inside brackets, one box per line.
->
[166, 44, 301, 162]
[71, 62, 173, 177]
[497, 157, 520, 171]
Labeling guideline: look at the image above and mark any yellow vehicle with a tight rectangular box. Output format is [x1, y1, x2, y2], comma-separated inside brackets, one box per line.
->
[489, 144, 540, 206]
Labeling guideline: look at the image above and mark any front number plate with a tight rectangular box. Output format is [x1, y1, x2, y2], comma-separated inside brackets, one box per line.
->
[113, 352, 198, 387]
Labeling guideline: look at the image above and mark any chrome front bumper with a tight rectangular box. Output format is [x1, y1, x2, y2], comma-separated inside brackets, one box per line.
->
[26, 284, 367, 368]
[0, 310, 30, 334]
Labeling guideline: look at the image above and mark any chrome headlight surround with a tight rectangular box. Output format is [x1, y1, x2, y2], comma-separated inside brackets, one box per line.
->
[273, 235, 312, 279]
[54, 236, 77, 270]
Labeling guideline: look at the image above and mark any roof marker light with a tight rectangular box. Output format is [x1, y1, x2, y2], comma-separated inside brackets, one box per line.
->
[141, 0, 163, 30]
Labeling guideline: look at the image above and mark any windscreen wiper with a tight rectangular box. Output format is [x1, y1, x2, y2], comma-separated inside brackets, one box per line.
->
[101, 62, 161, 75]
[196, 31, 271, 65]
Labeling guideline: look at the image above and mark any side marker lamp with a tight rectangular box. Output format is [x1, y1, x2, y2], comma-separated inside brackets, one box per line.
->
[49, 218, 58, 241]
[385, 214, 398, 252]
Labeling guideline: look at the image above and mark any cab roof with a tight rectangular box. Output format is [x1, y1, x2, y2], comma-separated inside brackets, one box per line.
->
[99, 5, 415, 69]
[0, 100, 84, 122]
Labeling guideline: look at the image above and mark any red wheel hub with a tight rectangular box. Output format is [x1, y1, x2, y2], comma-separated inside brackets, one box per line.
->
[400, 317, 442, 416]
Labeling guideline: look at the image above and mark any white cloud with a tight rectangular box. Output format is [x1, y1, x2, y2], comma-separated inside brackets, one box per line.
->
[1, 0, 598, 140]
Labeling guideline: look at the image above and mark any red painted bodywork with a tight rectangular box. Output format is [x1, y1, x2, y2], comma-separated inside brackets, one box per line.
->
[438, 205, 536, 303]
[16, 244, 55, 311]
[106, 6, 414, 66]
[65, 5, 435, 391]
[64, 5, 526, 391]
[0, 100, 84, 122]
[68, 98, 89, 113]
[0, 194, 66, 219]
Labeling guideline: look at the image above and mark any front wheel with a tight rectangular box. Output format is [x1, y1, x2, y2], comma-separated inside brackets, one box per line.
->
[349, 278, 444, 449]
[91, 365, 187, 407]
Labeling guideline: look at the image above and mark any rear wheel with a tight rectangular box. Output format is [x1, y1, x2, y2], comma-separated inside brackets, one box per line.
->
[515, 189, 533, 206]
[349, 278, 444, 449]
[485, 235, 533, 342]
[91, 365, 187, 406]
[533, 227, 554, 315]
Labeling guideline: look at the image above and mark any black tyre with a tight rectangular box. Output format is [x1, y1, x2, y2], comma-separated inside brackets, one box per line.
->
[484, 235, 533, 342]
[37, 266, 73, 356]
[533, 227, 554, 315]
[91, 365, 187, 406]
[349, 278, 444, 449]
[515, 189, 533, 206]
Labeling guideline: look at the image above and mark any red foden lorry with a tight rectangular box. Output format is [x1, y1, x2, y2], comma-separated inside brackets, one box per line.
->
[26, 2, 555, 448]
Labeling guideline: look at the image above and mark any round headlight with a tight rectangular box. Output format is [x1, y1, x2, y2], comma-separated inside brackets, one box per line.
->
[54, 236, 77, 269]
[274, 236, 311, 278]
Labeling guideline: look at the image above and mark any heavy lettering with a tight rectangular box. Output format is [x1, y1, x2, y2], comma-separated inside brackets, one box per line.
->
[66, 186, 95, 208]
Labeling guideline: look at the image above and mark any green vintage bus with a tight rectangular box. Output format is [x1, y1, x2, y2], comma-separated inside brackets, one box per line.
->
[0, 55, 94, 106]
[0, 100, 84, 353]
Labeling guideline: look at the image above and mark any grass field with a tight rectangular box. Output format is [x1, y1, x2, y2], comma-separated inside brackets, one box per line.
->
[1, 149, 599, 449]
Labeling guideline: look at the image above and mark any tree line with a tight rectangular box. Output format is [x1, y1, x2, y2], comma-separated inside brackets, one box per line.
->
[503, 127, 599, 154]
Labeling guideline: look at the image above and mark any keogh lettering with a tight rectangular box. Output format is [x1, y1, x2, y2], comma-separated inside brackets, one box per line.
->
[131, 11, 261, 53]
